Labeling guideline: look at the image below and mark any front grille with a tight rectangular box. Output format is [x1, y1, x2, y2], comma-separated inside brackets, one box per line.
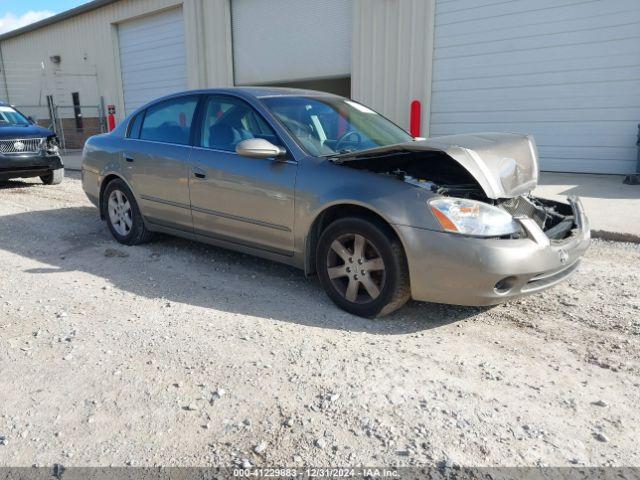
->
[500, 196, 547, 228]
[0, 138, 44, 154]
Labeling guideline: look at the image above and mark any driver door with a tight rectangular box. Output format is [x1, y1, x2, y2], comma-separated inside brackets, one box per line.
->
[188, 95, 297, 256]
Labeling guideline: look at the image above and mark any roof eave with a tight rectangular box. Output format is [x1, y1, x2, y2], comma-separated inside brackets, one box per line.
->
[0, 0, 119, 42]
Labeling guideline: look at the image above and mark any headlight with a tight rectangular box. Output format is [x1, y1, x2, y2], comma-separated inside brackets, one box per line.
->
[429, 197, 520, 237]
[44, 135, 60, 154]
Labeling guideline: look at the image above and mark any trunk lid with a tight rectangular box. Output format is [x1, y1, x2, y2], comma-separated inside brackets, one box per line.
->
[334, 133, 540, 199]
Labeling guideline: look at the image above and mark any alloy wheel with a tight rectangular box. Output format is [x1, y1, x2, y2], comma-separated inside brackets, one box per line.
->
[108, 189, 133, 237]
[326, 233, 386, 304]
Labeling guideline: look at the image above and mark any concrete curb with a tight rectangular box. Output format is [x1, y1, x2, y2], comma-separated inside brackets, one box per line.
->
[591, 230, 640, 244]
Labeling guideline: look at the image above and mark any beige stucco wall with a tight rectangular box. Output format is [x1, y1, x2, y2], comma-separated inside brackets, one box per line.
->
[0, 0, 234, 122]
[184, 0, 234, 90]
[0, 0, 436, 131]
[351, 0, 435, 134]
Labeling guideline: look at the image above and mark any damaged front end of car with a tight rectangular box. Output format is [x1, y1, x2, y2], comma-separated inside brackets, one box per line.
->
[330, 132, 591, 305]
[331, 133, 584, 244]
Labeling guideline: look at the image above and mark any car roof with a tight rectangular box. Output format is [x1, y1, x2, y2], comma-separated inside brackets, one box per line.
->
[159, 86, 342, 101]
[234, 86, 341, 99]
[116, 87, 347, 136]
[121, 87, 346, 126]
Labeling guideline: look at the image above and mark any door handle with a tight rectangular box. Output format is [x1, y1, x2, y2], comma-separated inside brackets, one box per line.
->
[192, 167, 207, 179]
[124, 155, 134, 163]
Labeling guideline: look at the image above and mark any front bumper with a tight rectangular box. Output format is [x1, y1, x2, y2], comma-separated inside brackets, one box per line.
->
[0, 153, 63, 179]
[396, 197, 590, 306]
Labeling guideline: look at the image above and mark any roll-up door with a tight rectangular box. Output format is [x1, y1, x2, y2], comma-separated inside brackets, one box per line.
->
[118, 8, 188, 115]
[431, 0, 640, 174]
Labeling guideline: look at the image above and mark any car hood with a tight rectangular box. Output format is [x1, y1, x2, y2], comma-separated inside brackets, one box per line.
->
[334, 133, 540, 199]
[0, 124, 54, 139]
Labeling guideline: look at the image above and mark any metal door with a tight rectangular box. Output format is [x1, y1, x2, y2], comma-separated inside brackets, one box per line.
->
[188, 95, 297, 256]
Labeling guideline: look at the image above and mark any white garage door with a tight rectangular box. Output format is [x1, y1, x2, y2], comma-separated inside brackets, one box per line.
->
[430, 0, 640, 174]
[231, 0, 352, 85]
[118, 8, 187, 115]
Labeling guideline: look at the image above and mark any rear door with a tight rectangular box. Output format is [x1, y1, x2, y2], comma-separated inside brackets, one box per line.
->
[188, 95, 297, 255]
[124, 95, 199, 231]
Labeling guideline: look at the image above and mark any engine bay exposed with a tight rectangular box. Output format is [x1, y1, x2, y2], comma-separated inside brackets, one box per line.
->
[500, 195, 575, 240]
[333, 150, 577, 241]
[335, 150, 487, 198]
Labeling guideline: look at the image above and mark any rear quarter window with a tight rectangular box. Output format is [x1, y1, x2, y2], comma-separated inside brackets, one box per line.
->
[127, 112, 144, 139]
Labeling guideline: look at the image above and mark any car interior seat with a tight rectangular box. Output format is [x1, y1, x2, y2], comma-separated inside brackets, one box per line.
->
[208, 123, 241, 151]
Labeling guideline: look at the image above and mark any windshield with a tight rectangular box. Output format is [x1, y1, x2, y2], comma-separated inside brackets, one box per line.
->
[261, 96, 413, 156]
[0, 106, 31, 127]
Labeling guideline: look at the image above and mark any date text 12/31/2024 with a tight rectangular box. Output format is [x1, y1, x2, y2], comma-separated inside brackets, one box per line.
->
[233, 468, 400, 478]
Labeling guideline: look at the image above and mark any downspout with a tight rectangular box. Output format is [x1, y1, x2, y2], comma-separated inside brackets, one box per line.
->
[623, 124, 640, 185]
[0, 41, 10, 103]
[424, 0, 436, 138]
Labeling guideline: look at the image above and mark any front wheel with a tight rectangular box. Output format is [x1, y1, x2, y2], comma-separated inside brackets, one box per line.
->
[40, 168, 64, 185]
[316, 217, 410, 317]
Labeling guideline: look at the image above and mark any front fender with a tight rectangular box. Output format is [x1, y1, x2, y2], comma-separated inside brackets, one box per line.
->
[296, 160, 442, 235]
[294, 158, 444, 272]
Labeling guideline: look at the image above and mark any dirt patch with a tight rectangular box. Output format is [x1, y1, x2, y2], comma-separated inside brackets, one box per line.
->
[1, 173, 639, 467]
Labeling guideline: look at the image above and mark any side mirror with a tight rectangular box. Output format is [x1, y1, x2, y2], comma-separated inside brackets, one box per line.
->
[236, 138, 286, 159]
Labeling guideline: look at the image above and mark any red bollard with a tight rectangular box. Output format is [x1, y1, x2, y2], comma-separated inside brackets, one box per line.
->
[410, 100, 422, 138]
[107, 104, 116, 132]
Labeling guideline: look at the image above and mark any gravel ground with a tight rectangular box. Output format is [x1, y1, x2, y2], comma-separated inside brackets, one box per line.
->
[1, 172, 639, 467]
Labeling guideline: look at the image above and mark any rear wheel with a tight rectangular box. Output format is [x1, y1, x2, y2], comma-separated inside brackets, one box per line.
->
[40, 168, 64, 185]
[102, 178, 153, 245]
[316, 217, 410, 317]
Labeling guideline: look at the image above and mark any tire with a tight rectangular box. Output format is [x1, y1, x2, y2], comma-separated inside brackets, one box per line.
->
[102, 178, 153, 245]
[40, 168, 64, 185]
[316, 217, 410, 318]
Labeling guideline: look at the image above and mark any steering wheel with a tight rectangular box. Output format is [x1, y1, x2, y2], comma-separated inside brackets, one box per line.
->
[334, 130, 363, 153]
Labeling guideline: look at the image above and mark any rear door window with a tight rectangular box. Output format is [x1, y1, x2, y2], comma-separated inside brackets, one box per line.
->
[140, 96, 198, 145]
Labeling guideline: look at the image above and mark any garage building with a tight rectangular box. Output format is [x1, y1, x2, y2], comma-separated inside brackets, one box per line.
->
[0, 0, 638, 174]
